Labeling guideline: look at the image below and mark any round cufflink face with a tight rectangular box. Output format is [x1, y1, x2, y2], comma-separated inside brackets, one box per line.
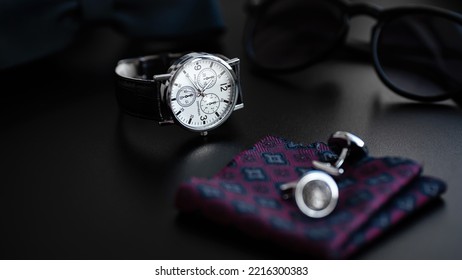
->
[295, 171, 339, 218]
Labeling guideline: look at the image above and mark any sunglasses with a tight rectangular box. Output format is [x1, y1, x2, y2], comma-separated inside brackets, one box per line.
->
[244, 0, 462, 102]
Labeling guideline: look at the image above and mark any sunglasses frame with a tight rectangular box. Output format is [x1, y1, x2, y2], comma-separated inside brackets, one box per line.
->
[244, 0, 462, 102]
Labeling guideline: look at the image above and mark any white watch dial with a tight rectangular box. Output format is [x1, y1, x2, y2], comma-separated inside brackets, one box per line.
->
[169, 56, 237, 131]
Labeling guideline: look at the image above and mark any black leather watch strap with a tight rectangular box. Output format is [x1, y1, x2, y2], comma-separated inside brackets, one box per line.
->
[114, 53, 182, 120]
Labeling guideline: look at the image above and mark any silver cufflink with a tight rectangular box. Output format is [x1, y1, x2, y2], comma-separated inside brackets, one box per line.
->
[280, 131, 367, 218]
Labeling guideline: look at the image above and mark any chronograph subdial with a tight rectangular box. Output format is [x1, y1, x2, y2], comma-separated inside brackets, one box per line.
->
[200, 93, 220, 114]
[197, 68, 217, 90]
[176, 86, 196, 107]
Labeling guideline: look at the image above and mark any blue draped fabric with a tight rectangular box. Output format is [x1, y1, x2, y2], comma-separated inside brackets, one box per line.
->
[0, 0, 225, 69]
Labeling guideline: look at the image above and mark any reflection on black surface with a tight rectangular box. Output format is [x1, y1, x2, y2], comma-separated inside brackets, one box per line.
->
[175, 212, 318, 259]
[368, 98, 462, 154]
[115, 112, 242, 188]
[371, 97, 462, 120]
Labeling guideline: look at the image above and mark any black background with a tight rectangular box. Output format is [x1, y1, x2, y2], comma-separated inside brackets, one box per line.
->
[1, 0, 462, 259]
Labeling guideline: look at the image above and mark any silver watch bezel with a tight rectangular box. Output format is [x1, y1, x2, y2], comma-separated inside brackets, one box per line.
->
[159, 52, 241, 133]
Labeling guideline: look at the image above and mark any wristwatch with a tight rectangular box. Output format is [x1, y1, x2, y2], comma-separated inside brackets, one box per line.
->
[115, 52, 244, 136]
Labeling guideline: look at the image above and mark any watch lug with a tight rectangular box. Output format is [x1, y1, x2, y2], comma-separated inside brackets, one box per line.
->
[227, 58, 240, 67]
[228, 58, 244, 111]
[234, 103, 244, 111]
[153, 73, 172, 81]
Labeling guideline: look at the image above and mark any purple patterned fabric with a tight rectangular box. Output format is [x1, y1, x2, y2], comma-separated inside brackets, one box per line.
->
[175, 136, 446, 258]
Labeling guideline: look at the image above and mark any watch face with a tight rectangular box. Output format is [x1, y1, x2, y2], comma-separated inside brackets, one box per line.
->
[168, 55, 238, 132]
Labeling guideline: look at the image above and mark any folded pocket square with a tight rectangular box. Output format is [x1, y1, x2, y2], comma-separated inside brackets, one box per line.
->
[175, 136, 446, 258]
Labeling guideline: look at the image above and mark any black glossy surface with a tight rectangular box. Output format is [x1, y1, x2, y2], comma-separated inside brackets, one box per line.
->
[1, 0, 462, 259]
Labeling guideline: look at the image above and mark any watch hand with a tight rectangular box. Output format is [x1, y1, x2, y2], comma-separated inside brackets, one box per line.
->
[187, 74, 207, 97]
[185, 73, 201, 92]
[200, 78, 215, 95]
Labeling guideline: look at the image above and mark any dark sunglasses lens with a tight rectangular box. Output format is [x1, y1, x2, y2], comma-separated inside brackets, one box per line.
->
[377, 14, 462, 100]
[250, 0, 346, 70]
